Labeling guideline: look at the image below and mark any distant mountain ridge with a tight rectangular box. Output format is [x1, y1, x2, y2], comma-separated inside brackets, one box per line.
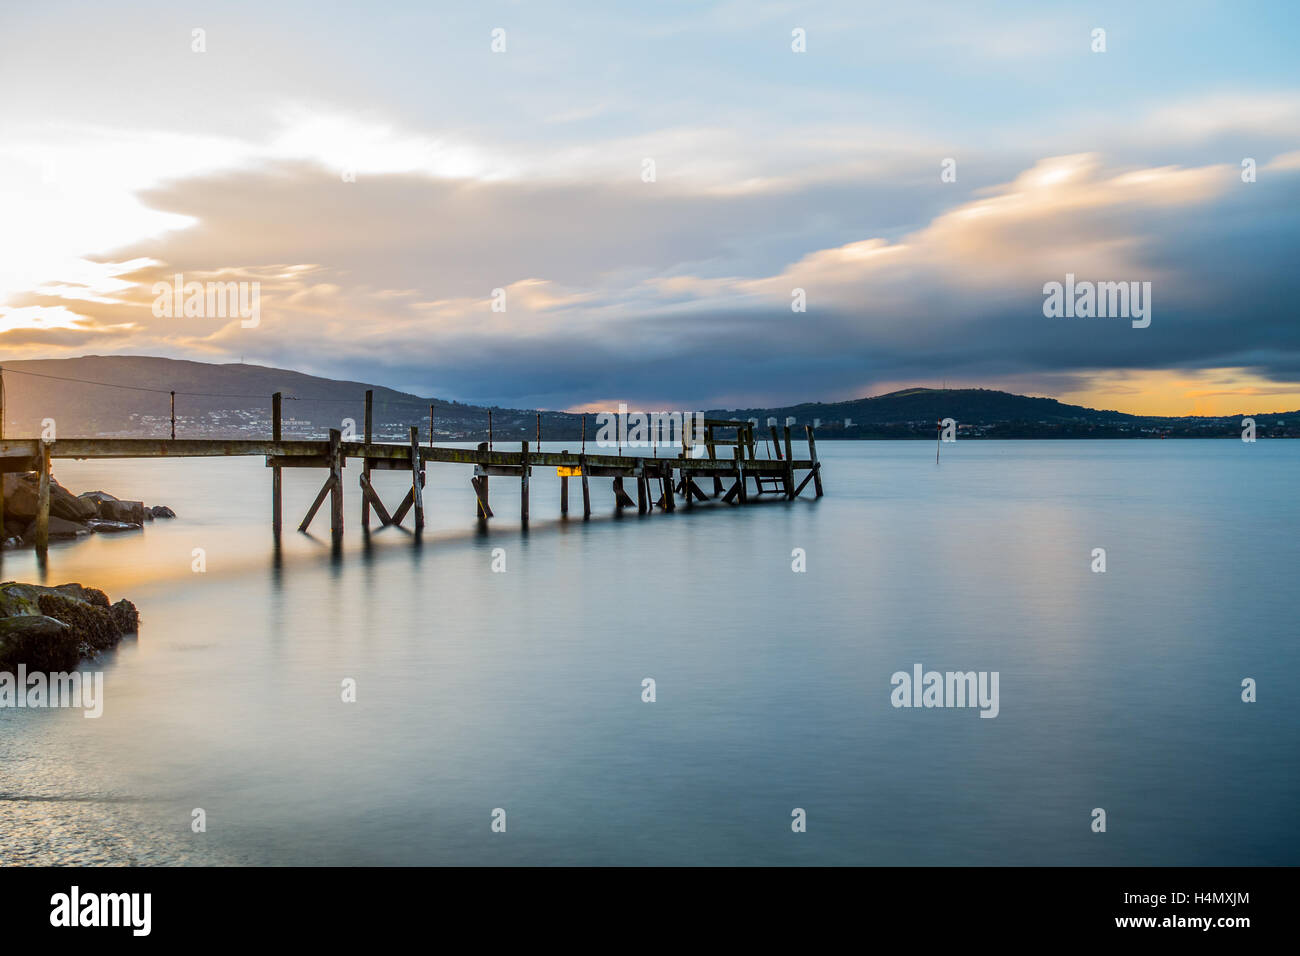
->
[0, 356, 1294, 440]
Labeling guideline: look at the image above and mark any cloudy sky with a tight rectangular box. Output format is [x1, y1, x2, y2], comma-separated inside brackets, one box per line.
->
[2, 0, 1298, 414]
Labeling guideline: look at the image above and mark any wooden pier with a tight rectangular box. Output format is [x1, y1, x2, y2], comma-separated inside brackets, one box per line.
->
[0, 392, 823, 549]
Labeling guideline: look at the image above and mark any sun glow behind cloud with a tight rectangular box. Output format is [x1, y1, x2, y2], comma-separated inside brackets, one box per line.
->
[1, 1, 1298, 413]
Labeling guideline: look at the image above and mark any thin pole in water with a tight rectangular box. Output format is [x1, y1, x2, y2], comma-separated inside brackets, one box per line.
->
[935, 420, 940, 463]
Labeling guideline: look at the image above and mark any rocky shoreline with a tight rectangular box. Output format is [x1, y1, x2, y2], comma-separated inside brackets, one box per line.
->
[2, 472, 175, 550]
[0, 582, 140, 671]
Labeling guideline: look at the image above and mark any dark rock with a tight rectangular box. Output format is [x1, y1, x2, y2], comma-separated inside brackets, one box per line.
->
[0, 615, 78, 672]
[51, 584, 110, 608]
[2, 474, 37, 520]
[36, 594, 121, 652]
[3, 473, 98, 523]
[148, 505, 176, 519]
[0, 581, 139, 670]
[78, 491, 119, 507]
[110, 599, 140, 635]
[99, 499, 145, 524]
[21, 516, 91, 542]
[86, 519, 142, 534]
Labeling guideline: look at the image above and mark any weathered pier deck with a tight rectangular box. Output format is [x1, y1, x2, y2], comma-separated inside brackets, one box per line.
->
[0, 391, 823, 549]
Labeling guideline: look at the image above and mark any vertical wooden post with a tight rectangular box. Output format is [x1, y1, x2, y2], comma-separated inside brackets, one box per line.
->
[770, 424, 783, 460]
[271, 392, 282, 536]
[806, 425, 823, 496]
[636, 465, 647, 514]
[362, 389, 373, 531]
[708, 425, 722, 496]
[734, 440, 747, 504]
[662, 466, 675, 512]
[536, 412, 541, 449]
[475, 441, 491, 519]
[520, 440, 530, 523]
[35, 440, 50, 551]
[170, 390, 176, 439]
[580, 454, 591, 518]
[560, 450, 569, 515]
[783, 425, 795, 499]
[409, 426, 424, 532]
[328, 428, 343, 540]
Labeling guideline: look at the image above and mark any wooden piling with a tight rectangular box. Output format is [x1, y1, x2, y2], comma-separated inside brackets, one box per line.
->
[636, 466, 648, 514]
[807, 424, 823, 496]
[560, 450, 569, 515]
[520, 440, 529, 523]
[328, 428, 343, 539]
[580, 454, 591, 518]
[170, 390, 176, 439]
[362, 390, 373, 530]
[707, 424, 723, 496]
[735, 442, 748, 504]
[770, 424, 783, 460]
[783, 425, 795, 499]
[272, 392, 283, 535]
[34, 440, 50, 551]
[409, 426, 424, 531]
[474, 441, 491, 519]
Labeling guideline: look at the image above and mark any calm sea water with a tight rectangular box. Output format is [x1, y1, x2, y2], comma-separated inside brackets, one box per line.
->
[0, 439, 1295, 866]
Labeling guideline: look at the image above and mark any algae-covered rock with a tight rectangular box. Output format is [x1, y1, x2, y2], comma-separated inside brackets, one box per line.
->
[0, 615, 77, 672]
[0, 582, 139, 671]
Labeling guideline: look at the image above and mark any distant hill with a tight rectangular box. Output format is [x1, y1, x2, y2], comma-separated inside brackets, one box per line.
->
[711, 387, 1299, 438]
[0, 357, 1294, 440]
[0, 356, 583, 442]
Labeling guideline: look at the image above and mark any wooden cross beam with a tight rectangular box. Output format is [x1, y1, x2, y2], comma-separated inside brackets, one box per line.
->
[358, 474, 394, 526]
[470, 475, 494, 519]
[299, 474, 339, 532]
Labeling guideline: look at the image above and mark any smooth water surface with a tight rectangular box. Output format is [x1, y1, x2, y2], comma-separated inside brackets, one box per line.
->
[1, 440, 1295, 865]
